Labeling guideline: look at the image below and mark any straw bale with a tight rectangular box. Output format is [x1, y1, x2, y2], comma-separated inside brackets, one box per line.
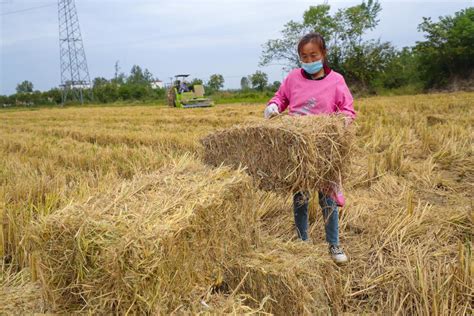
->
[177, 293, 268, 314]
[224, 239, 334, 315]
[26, 156, 263, 314]
[201, 115, 353, 194]
[172, 238, 335, 315]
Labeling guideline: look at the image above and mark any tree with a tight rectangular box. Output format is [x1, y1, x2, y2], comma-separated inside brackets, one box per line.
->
[269, 81, 281, 92]
[374, 47, 420, 90]
[240, 76, 250, 90]
[302, 4, 336, 42]
[0, 95, 11, 106]
[127, 65, 153, 85]
[249, 71, 268, 91]
[189, 78, 204, 88]
[260, 1, 394, 91]
[261, 2, 375, 69]
[118, 85, 132, 100]
[333, 0, 381, 46]
[207, 74, 225, 92]
[44, 88, 63, 104]
[143, 69, 154, 83]
[93, 82, 119, 103]
[16, 80, 33, 93]
[342, 39, 397, 92]
[329, 0, 383, 74]
[260, 20, 309, 70]
[415, 8, 474, 88]
[93, 77, 108, 88]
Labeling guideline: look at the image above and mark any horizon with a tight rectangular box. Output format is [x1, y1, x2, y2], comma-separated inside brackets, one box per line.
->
[1, 0, 472, 95]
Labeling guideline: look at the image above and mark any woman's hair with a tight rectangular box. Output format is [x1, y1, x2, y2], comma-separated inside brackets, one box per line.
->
[297, 32, 327, 57]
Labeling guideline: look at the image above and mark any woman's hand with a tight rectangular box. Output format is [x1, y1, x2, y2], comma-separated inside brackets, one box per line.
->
[264, 103, 279, 119]
[343, 116, 353, 128]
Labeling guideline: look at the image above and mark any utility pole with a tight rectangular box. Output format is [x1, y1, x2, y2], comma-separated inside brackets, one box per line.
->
[58, 0, 91, 105]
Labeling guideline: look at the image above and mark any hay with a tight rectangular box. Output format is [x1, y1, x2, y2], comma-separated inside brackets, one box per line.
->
[224, 238, 334, 315]
[201, 114, 353, 194]
[3, 94, 472, 314]
[171, 238, 334, 315]
[25, 156, 335, 314]
[0, 267, 45, 314]
[26, 156, 263, 314]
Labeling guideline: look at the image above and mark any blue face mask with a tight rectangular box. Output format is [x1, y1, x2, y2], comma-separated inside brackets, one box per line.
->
[301, 59, 323, 74]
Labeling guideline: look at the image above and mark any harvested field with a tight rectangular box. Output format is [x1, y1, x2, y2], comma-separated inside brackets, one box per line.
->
[1, 92, 473, 314]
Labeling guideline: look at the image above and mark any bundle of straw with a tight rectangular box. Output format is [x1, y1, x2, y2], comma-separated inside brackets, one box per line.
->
[27, 156, 262, 314]
[201, 115, 353, 194]
[224, 239, 333, 315]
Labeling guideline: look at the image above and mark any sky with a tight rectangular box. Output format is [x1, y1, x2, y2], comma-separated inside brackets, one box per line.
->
[0, 0, 472, 95]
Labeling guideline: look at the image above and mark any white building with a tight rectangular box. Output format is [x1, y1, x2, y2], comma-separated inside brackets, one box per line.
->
[151, 80, 164, 89]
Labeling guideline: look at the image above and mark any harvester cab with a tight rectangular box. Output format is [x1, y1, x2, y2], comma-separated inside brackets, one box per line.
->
[167, 74, 214, 108]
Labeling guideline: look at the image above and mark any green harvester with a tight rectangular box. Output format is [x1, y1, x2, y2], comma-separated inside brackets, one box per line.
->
[167, 74, 214, 108]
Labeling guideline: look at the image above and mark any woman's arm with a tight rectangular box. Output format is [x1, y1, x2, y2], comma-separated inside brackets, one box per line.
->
[335, 76, 356, 124]
[267, 76, 290, 113]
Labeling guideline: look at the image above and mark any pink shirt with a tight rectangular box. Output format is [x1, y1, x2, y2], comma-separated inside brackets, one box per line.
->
[268, 68, 356, 120]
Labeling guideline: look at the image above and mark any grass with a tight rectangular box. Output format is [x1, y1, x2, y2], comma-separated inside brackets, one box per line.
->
[0, 91, 473, 314]
[209, 90, 274, 104]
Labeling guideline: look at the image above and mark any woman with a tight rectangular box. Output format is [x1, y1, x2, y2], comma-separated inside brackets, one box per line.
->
[264, 32, 356, 263]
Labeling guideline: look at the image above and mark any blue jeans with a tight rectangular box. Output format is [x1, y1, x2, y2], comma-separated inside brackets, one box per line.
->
[293, 191, 339, 245]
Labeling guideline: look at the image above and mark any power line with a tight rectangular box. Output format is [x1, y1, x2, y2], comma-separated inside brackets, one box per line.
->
[58, 0, 91, 104]
[1, 3, 56, 16]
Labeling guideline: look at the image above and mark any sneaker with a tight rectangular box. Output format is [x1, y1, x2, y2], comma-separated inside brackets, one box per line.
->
[329, 244, 348, 264]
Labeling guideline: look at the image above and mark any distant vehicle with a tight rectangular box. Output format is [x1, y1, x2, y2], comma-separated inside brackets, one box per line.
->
[167, 74, 214, 108]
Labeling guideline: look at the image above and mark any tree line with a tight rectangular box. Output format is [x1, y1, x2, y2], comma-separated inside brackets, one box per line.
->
[2, 63, 282, 106]
[261, 1, 473, 94]
[2, 2, 472, 107]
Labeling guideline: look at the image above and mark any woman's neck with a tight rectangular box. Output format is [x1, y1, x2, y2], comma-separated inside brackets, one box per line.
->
[311, 68, 325, 79]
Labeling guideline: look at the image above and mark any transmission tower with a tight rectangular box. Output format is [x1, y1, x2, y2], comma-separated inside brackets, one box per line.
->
[58, 0, 91, 104]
